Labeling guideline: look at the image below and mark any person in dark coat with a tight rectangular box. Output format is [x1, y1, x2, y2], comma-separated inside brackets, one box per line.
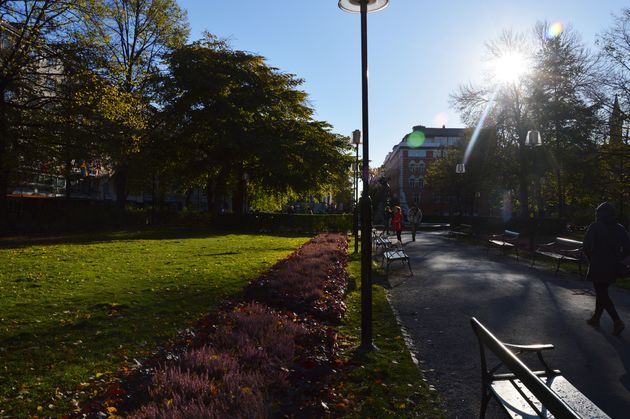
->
[408, 205, 422, 242]
[583, 202, 629, 336]
[384, 206, 393, 235]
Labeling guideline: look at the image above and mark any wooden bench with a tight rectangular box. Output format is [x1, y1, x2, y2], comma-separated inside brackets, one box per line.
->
[381, 246, 412, 277]
[530, 237, 584, 276]
[448, 223, 473, 238]
[487, 230, 520, 260]
[471, 317, 609, 419]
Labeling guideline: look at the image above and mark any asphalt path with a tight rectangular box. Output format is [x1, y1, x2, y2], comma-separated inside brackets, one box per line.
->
[384, 230, 630, 418]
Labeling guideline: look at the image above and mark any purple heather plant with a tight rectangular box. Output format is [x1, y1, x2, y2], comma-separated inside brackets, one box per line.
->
[117, 235, 347, 418]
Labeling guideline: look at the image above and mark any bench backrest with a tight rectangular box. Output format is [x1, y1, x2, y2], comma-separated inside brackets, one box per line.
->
[470, 317, 581, 419]
[555, 237, 582, 248]
[504, 230, 519, 239]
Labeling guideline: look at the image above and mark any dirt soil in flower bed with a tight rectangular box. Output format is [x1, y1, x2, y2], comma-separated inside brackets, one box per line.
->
[74, 233, 349, 418]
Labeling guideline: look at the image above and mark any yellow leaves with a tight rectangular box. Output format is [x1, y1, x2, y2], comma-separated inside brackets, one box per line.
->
[165, 398, 173, 408]
[208, 383, 219, 397]
[240, 386, 252, 395]
[107, 406, 117, 414]
[37, 405, 43, 413]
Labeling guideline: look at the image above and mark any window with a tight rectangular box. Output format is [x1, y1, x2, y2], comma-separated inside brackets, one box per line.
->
[408, 150, 426, 158]
[408, 178, 423, 189]
[413, 192, 419, 204]
[435, 136, 448, 146]
[447, 137, 461, 146]
[418, 162, 425, 175]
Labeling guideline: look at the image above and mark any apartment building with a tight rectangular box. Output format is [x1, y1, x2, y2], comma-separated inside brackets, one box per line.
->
[381, 124, 466, 216]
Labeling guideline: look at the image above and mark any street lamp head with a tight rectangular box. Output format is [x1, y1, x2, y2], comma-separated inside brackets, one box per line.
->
[525, 130, 542, 147]
[456, 163, 466, 174]
[352, 129, 362, 145]
[338, 0, 390, 13]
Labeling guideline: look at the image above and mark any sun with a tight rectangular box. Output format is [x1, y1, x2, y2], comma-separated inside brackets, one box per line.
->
[492, 51, 527, 84]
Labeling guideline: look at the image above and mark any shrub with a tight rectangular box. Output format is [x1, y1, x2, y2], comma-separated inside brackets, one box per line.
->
[245, 234, 348, 323]
[128, 303, 307, 418]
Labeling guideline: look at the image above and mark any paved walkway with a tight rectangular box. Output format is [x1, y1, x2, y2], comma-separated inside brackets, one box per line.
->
[384, 230, 630, 418]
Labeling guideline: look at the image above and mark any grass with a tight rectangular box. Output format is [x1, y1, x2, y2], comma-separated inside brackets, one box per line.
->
[331, 238, 445, 418]
[0, 227, 308, 417]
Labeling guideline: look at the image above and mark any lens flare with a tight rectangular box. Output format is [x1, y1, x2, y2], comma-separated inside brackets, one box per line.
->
[408, 130, 425, 148]
[546, 22, 564, 39]
[463, 91, 497, 166]
[501, 190, 513, 223]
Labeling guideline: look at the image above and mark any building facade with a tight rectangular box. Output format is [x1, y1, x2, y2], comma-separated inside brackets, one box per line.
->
[381, 125, 466, 216]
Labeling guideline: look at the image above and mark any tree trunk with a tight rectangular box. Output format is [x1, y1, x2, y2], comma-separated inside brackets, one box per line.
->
[205, 179, 215, 213]
[64, 159, 72, 200]
[518, 144, 530, 220]
[114, 165, 128, 209]
[0, 95, 10, 231]
[233, 167, 246, 215]
[211, 167, 229, 214]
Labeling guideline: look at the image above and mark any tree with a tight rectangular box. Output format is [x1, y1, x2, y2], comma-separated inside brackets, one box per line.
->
[451, 24, 602, 222]
[594, 8, 630, 225]
[528, 22, 601, 218]
[451, 29, 535, 219]
[0, 0, 86, 227]
[159, 35, 352, 214]
[595, 8, 630, 131]
[79, 0, 189, 207]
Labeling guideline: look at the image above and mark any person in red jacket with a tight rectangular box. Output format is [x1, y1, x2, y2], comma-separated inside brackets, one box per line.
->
[392, 205, 403, 243]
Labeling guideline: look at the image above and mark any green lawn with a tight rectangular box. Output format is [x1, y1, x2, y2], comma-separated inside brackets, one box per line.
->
[0, 228, 308, 417]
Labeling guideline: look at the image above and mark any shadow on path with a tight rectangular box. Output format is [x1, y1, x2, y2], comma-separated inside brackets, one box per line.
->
[386, 231, 630, 418]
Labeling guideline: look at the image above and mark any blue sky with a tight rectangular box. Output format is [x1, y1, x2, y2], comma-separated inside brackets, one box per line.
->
[177, 0, 627, 167]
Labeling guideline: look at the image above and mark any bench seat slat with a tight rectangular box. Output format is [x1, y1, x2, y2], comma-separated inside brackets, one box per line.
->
[492, 376, 610, 419]
[535, 251, 580, 262]
[489, 240, 516, 247]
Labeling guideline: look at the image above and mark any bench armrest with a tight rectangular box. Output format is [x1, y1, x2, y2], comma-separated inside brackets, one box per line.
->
[562, 248, 582, 255]
[504, 343, 554, 352]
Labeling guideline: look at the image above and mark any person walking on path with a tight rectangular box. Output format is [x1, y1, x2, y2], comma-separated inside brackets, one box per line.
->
[408, 205, 422, 242]
[392, 205, 403, 244]
[584, 202, 629, 336]
[384, 206, 393, 234]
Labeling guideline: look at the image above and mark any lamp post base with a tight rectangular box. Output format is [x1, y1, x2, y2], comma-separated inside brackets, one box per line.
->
[358, 342, 379, 354]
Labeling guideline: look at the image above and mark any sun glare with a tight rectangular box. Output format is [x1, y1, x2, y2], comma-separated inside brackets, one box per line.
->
[492, 52, 527, 84]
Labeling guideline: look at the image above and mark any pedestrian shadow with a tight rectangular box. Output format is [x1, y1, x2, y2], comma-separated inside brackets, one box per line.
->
[606, 333, 630, 393]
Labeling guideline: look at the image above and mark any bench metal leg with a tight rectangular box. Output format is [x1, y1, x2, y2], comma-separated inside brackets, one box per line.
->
[555, 259, 561, 276]
[479, 386, 491, 419]
[530, 253, 537, 268]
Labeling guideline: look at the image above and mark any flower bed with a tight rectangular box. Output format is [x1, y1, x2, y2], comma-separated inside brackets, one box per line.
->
[76, 233, 348, 417]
